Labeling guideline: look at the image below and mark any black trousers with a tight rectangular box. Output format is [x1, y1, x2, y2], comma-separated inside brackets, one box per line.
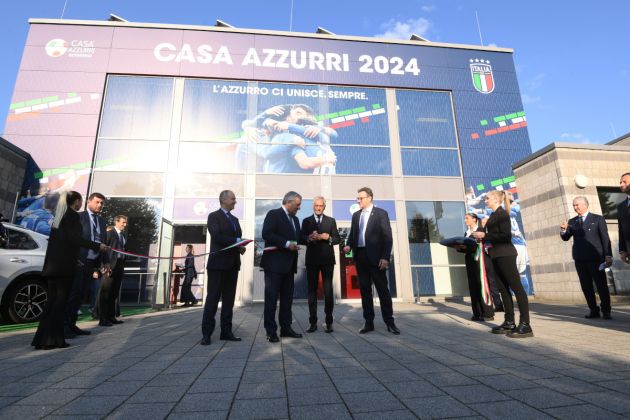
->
[575, 260, 611, 314]
[306, 264, 334, 325]
[465, 256, 494, 319]
[65, 259, 95, 327]
[492, 255, 529, 324]
[180, 277, 197, 304]
[202, 269, 239, 339]
[354, 248, 394, 324]
[483, 254, 504, 309]
[263, 271, 294, 334]
[32, 276, 71, 347]
[99, 265, 124, 322]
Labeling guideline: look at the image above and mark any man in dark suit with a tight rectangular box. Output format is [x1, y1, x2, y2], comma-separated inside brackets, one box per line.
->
[301, 196, 341, 333]
[65, 192, 110, 337]
[201, 190, 246, 346]
[560, 196, 613, 319]
[618, 173, 630, 265]
[343, 187, 399, 335]
[99, 215, 128, 327]
[260, 191, 304, 343]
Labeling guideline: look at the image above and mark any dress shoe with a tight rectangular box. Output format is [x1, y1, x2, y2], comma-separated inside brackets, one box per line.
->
[220, 332, 242, 341]
[267, 332, 280, 343]
[483, 316, 495, 322]
[64, 327, 77, 339]
[306, 323, 317, 333]
[71, 325, 91, 335]
[491, 321, 516, 335]
[585, 312, 601, 319]
[99, 321, 113, 327]
[324, 324, 333, 333]
[507, 322, 534, 338]
[200, 337, 211, 346]
[110, 318, 124, 324]
[494, 306, 505, 313]
[359, 323, 375, 334]
[603, 313, 612, 320]
[471, 316, 482, 321]
[386, 322, 400, 335]
[280, 327, 303, 338]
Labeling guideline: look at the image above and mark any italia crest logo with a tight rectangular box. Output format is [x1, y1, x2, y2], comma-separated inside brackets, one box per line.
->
[470, 59, 494, 94]
[45, 39, 68, 57]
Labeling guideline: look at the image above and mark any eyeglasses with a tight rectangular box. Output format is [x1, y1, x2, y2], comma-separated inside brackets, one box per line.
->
[357, 196, 369, 201]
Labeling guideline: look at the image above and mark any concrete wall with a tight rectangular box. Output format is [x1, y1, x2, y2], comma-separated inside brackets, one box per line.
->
[514, 144, 630, 302]
[0, 138, 28, 220]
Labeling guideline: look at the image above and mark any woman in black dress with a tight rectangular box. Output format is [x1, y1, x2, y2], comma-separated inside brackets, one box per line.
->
[180, 244, 198, 306]
[32, 191, 106, 350]
[459, 213, 494, 322]
[472, 190, 533, 338]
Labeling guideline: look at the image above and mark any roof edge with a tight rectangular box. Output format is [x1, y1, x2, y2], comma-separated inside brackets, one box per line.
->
[513, 142, 630, 170]
[28, 18, 514, 53]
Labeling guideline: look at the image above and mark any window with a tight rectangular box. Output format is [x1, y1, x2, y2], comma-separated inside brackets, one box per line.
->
[4, 229, 39, 250]
[597, 187, 627, 220]
[401, 149, 460, 176]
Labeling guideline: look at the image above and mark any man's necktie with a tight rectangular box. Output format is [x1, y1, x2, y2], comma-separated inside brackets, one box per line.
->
[287, 213, 296, 237]
[226, 211, 237, 232]
[316, 215, 321, 228]
[358, 211, 367, 247]
[91, 214, 101, 242]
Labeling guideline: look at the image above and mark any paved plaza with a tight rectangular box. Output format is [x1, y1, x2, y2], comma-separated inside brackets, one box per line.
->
[0, 301, 629, 419]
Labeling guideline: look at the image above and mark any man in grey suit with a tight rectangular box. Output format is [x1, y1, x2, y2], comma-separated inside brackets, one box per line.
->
[560, 196, 613, 319]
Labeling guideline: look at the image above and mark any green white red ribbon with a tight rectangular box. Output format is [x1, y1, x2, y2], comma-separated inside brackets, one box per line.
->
[474, 242, 493, 306]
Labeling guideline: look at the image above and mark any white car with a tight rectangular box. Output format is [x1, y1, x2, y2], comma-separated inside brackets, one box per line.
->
[0, 223, 48, 323]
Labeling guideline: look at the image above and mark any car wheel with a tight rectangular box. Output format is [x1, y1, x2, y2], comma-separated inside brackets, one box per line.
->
[6, 278, 48, 323]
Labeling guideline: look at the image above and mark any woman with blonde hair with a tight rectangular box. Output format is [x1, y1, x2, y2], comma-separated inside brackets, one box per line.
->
[32, 191, 108, 350]
[473, 190, 532, 338]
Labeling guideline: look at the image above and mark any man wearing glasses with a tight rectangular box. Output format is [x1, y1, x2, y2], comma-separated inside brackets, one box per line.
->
[343, 187, 399, 335]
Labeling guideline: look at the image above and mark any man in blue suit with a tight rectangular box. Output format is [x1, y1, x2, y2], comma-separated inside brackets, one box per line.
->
[560, 196, 613, 319]
[343, 187, 399, 335]
[260, 191, 304, 343]
[201, 190, 245, 346]
[65, 192, 110, 337]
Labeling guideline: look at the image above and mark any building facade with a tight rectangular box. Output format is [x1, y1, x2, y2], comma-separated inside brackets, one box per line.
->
[3, 19, 533, 306]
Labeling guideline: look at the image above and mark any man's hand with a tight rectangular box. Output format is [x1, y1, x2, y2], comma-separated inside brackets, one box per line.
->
[560, 221, 568, 231]
[342, 245, 351, 254]
[239, 246, 246, 255]
[620, 251, 629, 264]
[378, 259, 389, 270]
[319, 233, 330, 241]
[308, 231, 319, 242]
[604, 256, 613, 267]
[288, 243, 300, 251]
[99, 243, 111, 252]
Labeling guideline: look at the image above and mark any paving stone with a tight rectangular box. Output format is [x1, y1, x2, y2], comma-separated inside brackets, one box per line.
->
[188, 377, 240, 394]
[505, 387, 582, 409]
[198, 367, 243, 379]
[127, 386, 187, 403]
[421, 371, 479, 387]
[544, 404, 626, 419]
[173, 392, 233, 412]
[52, 395, 127, 415]
[534, 376, 607, 394]
[384, 380, 444, 399]
[147, 373, 198, 387]
[287, 386, 342, 406]
[475, 374, 538, 391]
[167, 411, 228, 420]
[469, 400, 553, 419]
[85, 380, 147, 396]
[352, 409, 418, 420]
[240, 370, 284, 384]
[342, 391, 406, 413]
[443, 384, 510, 403]
[0, 404, 59, 418]
[403, 395, 477, 418]
[235, 382, 286, 399]
[289, 403, 352, 420]
[228, 397, 288, 419]
[107, 402, 176, 419]
[574, 391, 630, 414]
[333, 377, 387, 394]
[15, 388, 86, 406]
[286, 374, 332, 389]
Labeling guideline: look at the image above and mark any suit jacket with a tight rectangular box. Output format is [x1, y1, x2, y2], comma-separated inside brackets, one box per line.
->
[105, 229, 127, 271]
[346, 206, 393, 266]
[78, 210, 109, 263]
[561, 212, 612, 262]
[42, 209, 101, 277]
[300, 214, 341, 266]
[618, 198, 630, 253]
[483, 206, 517, 259]
[206, 209, 243, 271]
[184, 253, 197, 281]
[260, 207, 301, 274]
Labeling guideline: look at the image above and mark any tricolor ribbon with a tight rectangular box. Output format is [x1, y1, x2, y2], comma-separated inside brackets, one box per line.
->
[474, 242, 493, 306]
[110, 239, 253, 260]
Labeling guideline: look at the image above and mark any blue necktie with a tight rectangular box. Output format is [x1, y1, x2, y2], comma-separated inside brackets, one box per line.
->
[91, 214, 101, 242]
[226, 211, 237, 232]
[358, 211, 367, 247]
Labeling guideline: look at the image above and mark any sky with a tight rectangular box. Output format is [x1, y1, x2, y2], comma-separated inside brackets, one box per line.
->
[2, 0, 629, 152]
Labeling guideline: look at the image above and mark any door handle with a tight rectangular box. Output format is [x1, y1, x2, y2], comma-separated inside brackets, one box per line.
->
[9, 258, 27, 263]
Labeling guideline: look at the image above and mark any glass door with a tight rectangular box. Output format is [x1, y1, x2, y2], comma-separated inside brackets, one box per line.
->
[154, 218, 174, 307]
